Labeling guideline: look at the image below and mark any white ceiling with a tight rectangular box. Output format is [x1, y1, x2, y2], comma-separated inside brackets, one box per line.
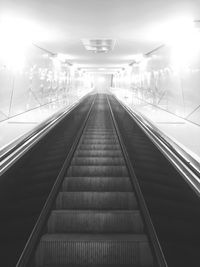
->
[1, 0, 200, 68]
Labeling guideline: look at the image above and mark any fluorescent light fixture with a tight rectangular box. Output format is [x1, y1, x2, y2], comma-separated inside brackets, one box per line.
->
[81, 39, 116, 53]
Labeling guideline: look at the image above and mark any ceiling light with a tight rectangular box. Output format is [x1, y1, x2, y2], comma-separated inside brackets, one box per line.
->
[81, 39, 116, 53]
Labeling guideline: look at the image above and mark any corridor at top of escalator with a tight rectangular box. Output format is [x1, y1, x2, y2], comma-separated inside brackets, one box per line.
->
[0, 2, 200, 265]
[0, 0, 200, 164]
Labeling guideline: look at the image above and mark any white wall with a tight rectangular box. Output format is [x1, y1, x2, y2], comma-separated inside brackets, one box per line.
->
[0, 44, 93, 122]
[113, 45, 200, 126]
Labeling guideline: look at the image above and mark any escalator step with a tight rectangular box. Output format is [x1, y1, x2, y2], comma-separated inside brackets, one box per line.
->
[84, 130, 116, 135]
[62, 177, 132, 192]
[81, 139, 118, 144]
[48, 210, 144, 233]
[71, 157, 125, 166]
[67, 165, 128, 177]
[35, 234, 153, 267]
[56, 192, 138, 210]
[75, 149, 123, 157]
[83, 134, 117, 139]
[79, 144, 121, 150]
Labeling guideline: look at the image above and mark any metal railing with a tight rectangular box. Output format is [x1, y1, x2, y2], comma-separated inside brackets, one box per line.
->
[107, 95, 168, 267]
[0, 92, 92, 176]
[15, 94, 96, 267]
[111, 93, 200, 196]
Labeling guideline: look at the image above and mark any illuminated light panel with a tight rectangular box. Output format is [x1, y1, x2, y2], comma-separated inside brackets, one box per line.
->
[0, 14, 52, 72]
[81, 39, 116, 53]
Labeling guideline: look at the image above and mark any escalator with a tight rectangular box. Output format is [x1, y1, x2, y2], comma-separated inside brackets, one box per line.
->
[33, 94, 155, 266]
[0, 95, 94, 267]
[109, 95, 200, 267]
[1, 93, 200, 267]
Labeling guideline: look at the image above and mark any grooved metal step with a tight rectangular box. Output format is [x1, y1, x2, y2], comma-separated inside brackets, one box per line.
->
[85, 130, 115, 133]
[34, 95, 153, 267]
[71, 157, 125, 166]
[47, 210, 144, 233]
[67, 165, 128, 177]
[35, 234, 153, 267]
[56, 192, 138, 210]
[83, 134, 117, 139]
[62, 177, 132, 192]
[81, 139, 118, 144]
[79, 144, 121, 150]
[75, 150, 123, 157]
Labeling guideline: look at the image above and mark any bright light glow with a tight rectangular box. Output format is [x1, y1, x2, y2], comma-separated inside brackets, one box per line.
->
[97, 76, 106, 83]
[139, 57, 149, 71]
[57, 53, 67, 62]
[162, 17, 199, 45]
[52, 57, 62, 72]
[0, 14, 51, 71]
[147, 16, 200, 72]
[149, 16, 195, 43]
[167, 18, 200, 72]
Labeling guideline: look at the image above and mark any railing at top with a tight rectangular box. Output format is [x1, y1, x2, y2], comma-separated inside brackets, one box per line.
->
[111, 92, 200, 196]
[0, 93, 91, 176]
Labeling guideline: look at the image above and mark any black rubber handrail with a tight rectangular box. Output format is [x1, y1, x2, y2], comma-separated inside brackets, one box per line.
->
[107, 95, 168, 267]
[0, 93, 92, 176]
[111, 94, 200, 195]
[16, 94, 96, 267]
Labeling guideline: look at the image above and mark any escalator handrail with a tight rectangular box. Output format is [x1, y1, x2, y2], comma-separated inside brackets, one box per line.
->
[107, 95, 168, 267]
[16, 94, 96, 267]
[0, 93, 91, 176]
[112, 93, 200, 195]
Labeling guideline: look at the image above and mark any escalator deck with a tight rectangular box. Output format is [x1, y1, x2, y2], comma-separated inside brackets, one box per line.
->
[34, 95, 154, 267]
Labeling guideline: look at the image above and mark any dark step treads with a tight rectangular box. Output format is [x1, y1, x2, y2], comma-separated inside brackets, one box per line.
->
[85, 127, 114, 130]
[56, 192, 138, 210]
[35, 234, 153, 267]
[71, 157, 125, 166]
[67, 165, 128, 177]
[83, 134, 117, 139]
[84, 131, 115, 135]
[81, 139, 118, 144]
[79, 144, 120, 150]
[47, 210, 144, 233]
[62, 177, 132, 192]
[75, 149, 123, 157]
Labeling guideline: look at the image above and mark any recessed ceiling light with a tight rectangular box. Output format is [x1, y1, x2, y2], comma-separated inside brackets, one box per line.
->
[81, 39, 116, 53]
